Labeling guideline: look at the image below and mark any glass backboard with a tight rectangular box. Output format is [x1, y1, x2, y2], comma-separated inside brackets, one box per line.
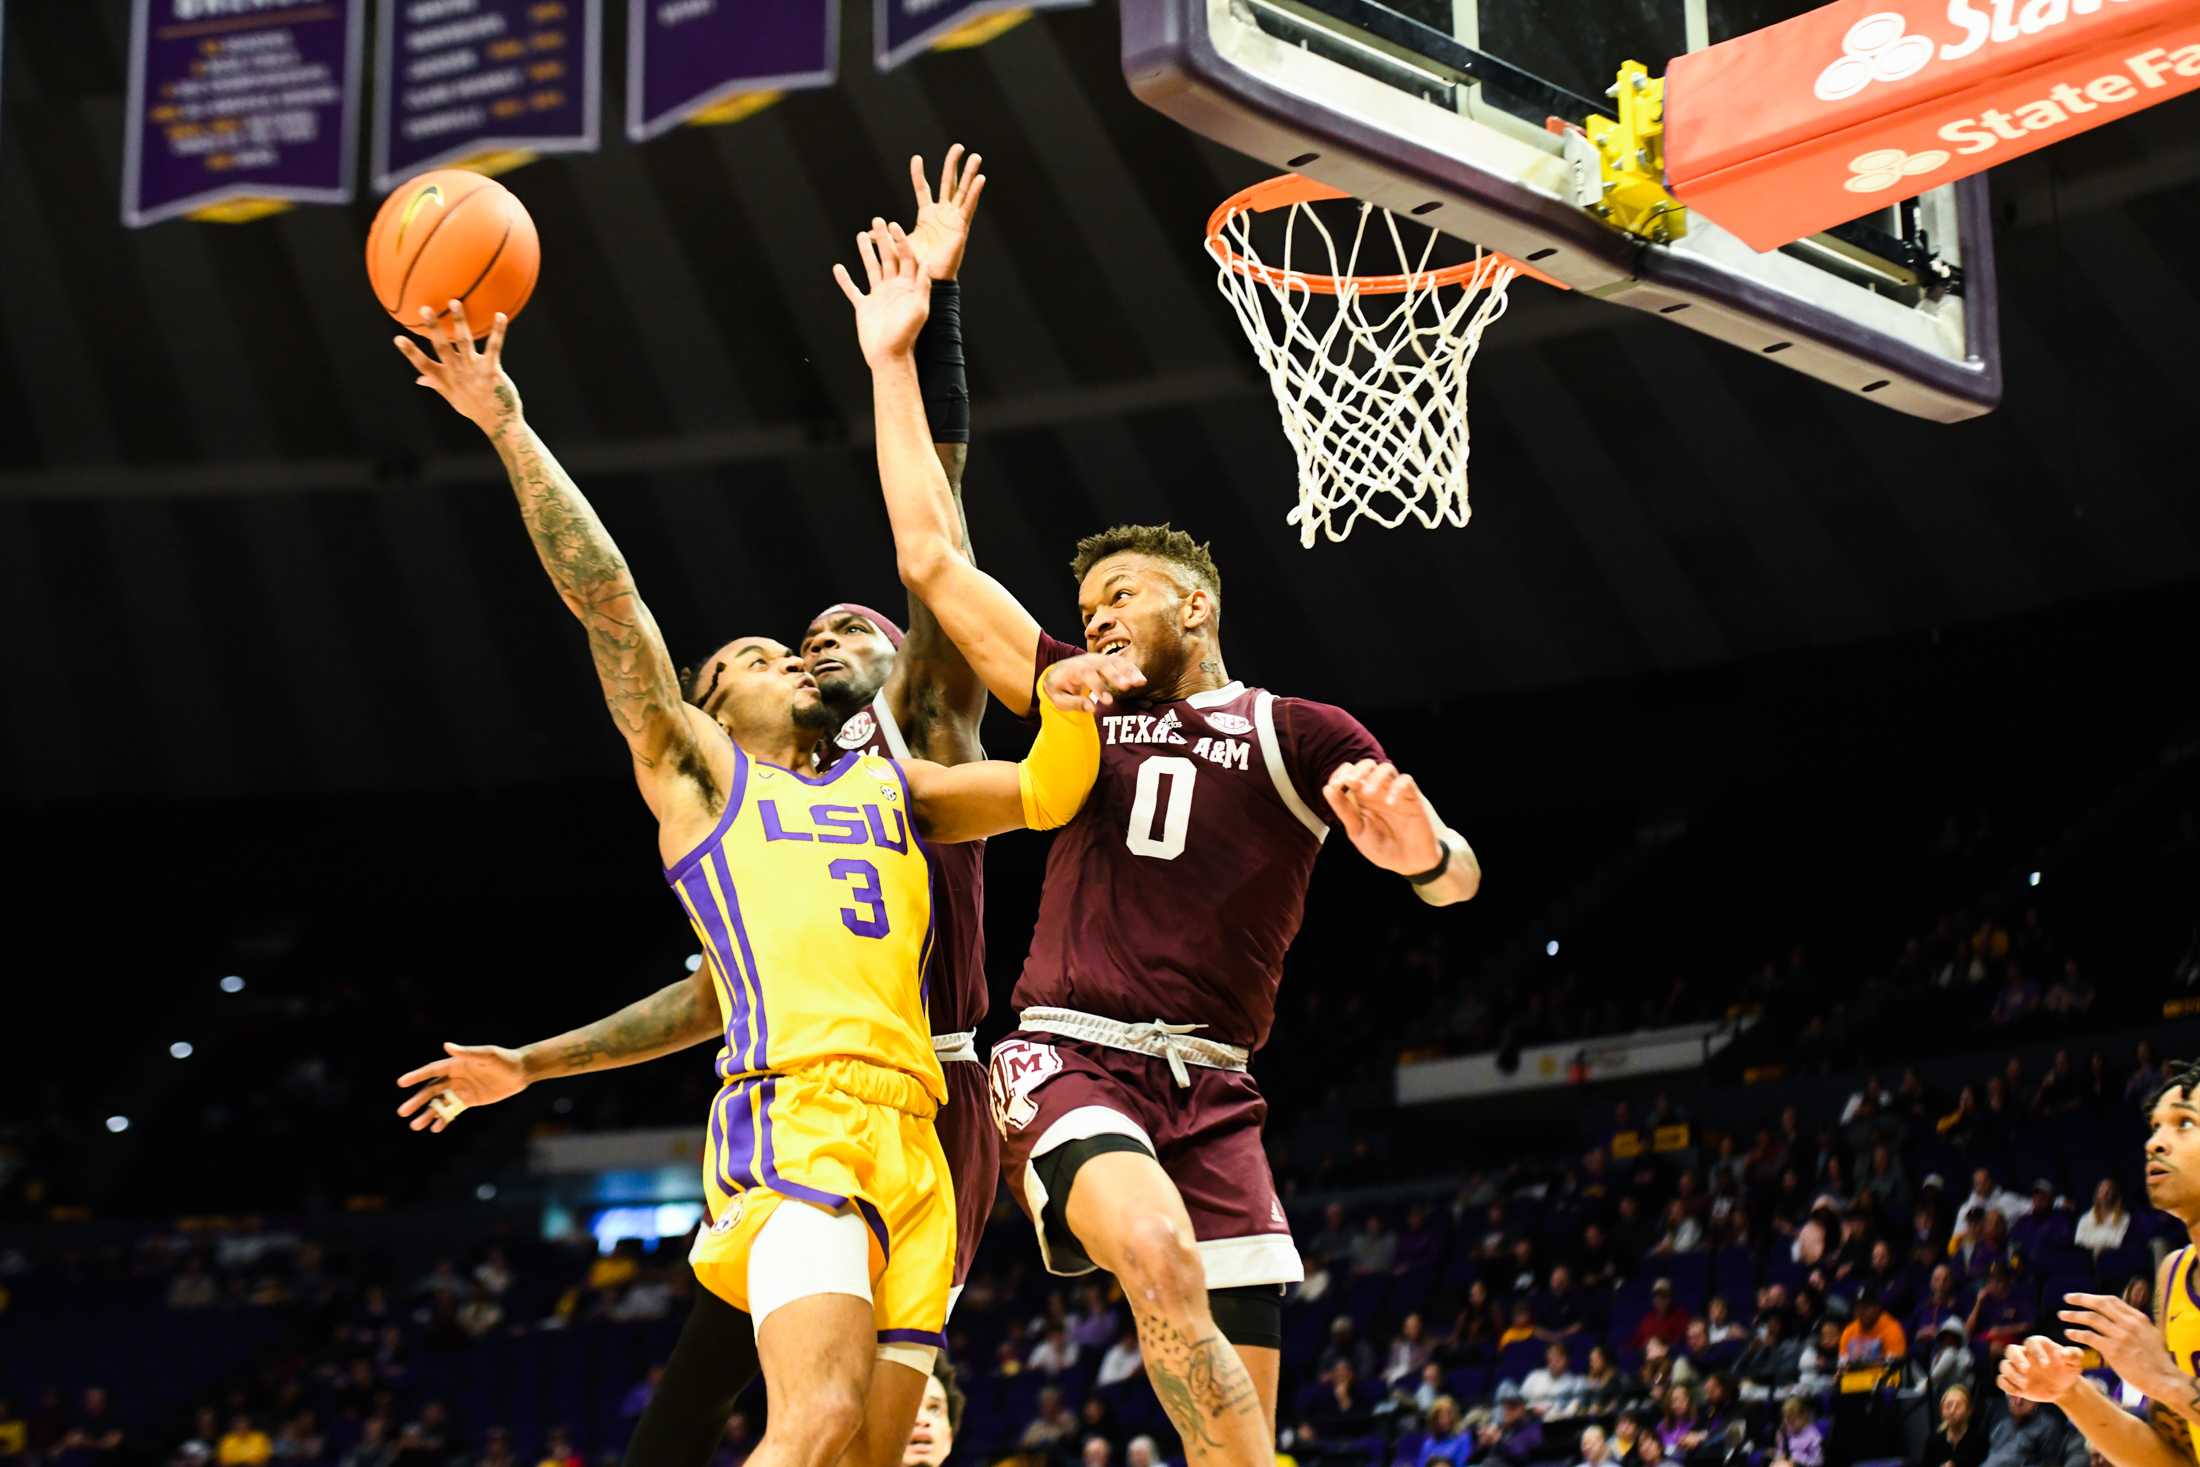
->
[1122, 0, 2002, 419]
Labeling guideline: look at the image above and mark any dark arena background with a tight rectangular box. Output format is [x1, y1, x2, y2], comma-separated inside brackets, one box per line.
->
[4, 4, 2200, 1467]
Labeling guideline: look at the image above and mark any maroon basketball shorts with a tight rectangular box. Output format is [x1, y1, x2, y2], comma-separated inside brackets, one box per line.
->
[987, 1033, 1302, 1290]
[937, 1055, 999, 1307]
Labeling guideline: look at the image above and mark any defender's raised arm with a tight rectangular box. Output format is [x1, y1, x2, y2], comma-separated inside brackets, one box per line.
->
[835, 221, 1046, 717]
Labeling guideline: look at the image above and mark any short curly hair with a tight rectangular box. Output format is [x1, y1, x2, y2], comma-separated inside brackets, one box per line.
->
[2144, 1058, 2200, 1116]
[1070, 522, 1221, 602]
[931, 1353, 966, 1435]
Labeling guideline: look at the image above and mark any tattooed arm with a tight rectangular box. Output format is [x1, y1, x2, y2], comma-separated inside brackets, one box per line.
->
[393, 963, 721, 1134]
[394, 303, 728, 826]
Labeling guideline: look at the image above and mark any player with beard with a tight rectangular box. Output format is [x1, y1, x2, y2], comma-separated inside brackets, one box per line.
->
[1998, 1058, 2200, 1467]
[801, 143, 997, 1324]
[389, 294, 1137, 1467]
[834, 222, 1479, 1467]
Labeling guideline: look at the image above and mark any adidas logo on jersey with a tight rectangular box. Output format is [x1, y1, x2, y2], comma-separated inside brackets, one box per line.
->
[1103, 709, 1190, 746]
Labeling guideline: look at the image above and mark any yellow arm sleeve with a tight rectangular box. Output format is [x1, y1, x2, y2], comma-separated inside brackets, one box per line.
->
[1017, 668, 1102, 830]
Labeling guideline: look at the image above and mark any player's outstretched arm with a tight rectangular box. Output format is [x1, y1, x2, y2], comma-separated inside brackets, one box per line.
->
[394, 304, 726, 822]
[904, 652, 1141, 843]
[393, 963, 720, 1134]
[887, 147, 991, 759]
[2001, 1336, 2195, 1467]
[2059, 1274, 2200, 1427]
[1323, 760, 1482, 906]
[835, 220, 1045, 718]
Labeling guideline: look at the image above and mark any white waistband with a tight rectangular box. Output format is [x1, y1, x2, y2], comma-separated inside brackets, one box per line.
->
[1017, 1006, 1249, 1088]
[932, 1030, 979, 1064]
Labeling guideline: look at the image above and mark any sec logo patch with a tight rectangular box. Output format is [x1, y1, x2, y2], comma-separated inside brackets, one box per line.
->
[835, 710, 879, 750]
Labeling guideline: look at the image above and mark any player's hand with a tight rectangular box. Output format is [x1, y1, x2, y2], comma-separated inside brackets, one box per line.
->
[1042, 651, 1147, 712]
[1324, 759, 1444, 876]
[2060, 1292, 2169, 1388]
[834, 220, 931, 369]
[395, 1041, 529, 1134]
[1998, 1335, 2085, 1404]
[394, 300, 518, 440]
[904, 145, 986, 283]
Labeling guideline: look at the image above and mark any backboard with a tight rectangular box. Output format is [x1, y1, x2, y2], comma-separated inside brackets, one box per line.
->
[1121, 0, 2003, 420]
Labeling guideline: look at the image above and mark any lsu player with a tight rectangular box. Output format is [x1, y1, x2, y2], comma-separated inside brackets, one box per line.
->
[389, 299, 1141, 1467]
[1998, 1058, 2200, 1467]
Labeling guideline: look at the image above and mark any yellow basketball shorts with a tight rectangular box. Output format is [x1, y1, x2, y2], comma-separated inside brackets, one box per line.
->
[691, 1057, 955, 1348]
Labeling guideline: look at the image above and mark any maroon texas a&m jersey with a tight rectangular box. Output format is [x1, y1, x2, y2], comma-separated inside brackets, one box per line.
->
[1015, 632, 1385, 1051]
[831, 690, 988, 1036]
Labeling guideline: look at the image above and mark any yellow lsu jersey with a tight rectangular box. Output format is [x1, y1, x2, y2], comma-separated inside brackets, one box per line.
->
[665, 744, 948, 1109]
[2165, 1246, 2200, 1451]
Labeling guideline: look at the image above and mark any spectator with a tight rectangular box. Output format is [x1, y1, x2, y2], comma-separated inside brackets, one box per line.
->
[1939, 1089, 1984, 1146]
[1864, 1145, 1912, 1217]
[1418, 1398, 1472, 1467]
[2074, 1181, 2130, 1257]
[1772, 1399, 1823, 1467]
[2011, 1181, 2071, 1268]
[1697, 1375, 1740, 1449]
[175, 1408, 222, 1467]
[1499, 1300, 1539, 1351]
[1026, 1326, 1079, 1376]
[2043, 965, 2095, 1019]
[1385, 1314, 1436, 1387]
[1303, 1361, 1371, 1431]
[1080, 1438, 1112, 1467]
[1069, 1284, 1119, 1352]
[1450, 1280, 1502, 1359]
[471, 1248, 514, 1298]
[1681, 1320, 1714, 1372]
[471, 1430, 516, 1467]
[337, 1421, 392, 1467]
[1967, 1264, 2033, 1356]
[1398, 1205, 1445, 1275]
[1735, 1314, 1799, 1387]
[1923, 1384, 1988, 1467]
[1796, 1320, 1845, 1396]
[1652, 1200, 1705, 1256]
[1965, 1171, 2026, 1226]
[1927, 1317, 1975, 1398]
[1522, 1342, 1585, 1419]
[2127, 1043, 2166, 1109]
[1704, 1296, 1745, 1346]
[1637, 1433, 1668, 1467]
[1965, 1211, 2011, 1279]
[58, 1391, 124, 1467]
[1096, 1325, 1143, 1389]
[1839, 1289, 1909, 1366]
[1323, 1316, 1377, 1379]
[1914, 1264, 1964, 1343]
[271, 1415, 322, 1466]
[1535, 1267, 1588, 1340]
[1349, 1215, 1398, 1276]
[1124, 1439, 1159, 1467]
[219, 1419, 273, 1467]
[1634, 1280, 1693, 1351]
[1476, 1385, 1544, 1466]
[1981, 1393, 2065, 1467]
[1579, 1346, 1627, 1413]
[1078, 1396, 1118, 1455]
[1655, 1385, 1701, 1457]
[1018, 1389, 1077, 1454]
[1576, 1224, 1620, 1288]
[1642, 1337, 1687, 1398]
[1579, 1426, 1615, 1467]
[1413, 1363, 1447, 1415]
[457, 1287, 504, 1340]
[533, 1427, 578, 1467]
[1311, 1203, 1354, 1263]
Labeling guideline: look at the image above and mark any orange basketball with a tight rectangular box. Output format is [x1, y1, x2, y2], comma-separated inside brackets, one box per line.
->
[365, 170, 540, 338]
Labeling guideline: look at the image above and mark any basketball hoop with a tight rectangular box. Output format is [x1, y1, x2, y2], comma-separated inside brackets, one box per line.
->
[1205, 175, 1559, 547]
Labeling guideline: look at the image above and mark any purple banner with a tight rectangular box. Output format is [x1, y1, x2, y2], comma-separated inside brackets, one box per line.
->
[373, 0, 602, 191]
[123, 0, 364, 228]
[626, 0, 836, 142]
[875, 0, 1084, 71]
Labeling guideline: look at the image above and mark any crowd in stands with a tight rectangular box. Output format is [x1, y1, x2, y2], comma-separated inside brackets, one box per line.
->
[3, 1026, 2182, 1467]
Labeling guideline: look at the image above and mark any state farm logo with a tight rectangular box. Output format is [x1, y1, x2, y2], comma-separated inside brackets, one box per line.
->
[1817, 12, 1936, 100]
[1844, 145, 1950, 191]
[1815, 0, 2139, 103]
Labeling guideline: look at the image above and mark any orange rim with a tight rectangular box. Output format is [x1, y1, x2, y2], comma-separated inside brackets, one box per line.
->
[1204, 174, 1568, 295]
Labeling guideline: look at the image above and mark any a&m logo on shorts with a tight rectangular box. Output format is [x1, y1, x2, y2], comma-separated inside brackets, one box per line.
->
[835, 710, 880, 749]
[988, 1039, 1064, 1134]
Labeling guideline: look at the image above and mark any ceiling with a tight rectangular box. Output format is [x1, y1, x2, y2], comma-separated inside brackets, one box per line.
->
[1, 3, 2196, 804]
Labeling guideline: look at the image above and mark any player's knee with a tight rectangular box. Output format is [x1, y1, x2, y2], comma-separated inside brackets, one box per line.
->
[772, 1377, 865, 1464]
[1115, 1210, 1206, 1317]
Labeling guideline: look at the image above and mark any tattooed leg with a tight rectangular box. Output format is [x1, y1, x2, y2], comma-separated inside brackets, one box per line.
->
[1064, 1151, 1271, 1467]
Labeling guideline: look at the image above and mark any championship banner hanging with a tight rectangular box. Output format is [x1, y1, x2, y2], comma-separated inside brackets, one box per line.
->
[1665, 0, 2200, 251]
[627, 0, 836, 140]
[875, 0, 1087, 72]
[372, 0, 602, 192]
[123, 0, 365, 228]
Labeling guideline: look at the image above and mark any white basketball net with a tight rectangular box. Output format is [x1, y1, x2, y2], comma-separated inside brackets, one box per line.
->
[1209, 197, 1518, 547]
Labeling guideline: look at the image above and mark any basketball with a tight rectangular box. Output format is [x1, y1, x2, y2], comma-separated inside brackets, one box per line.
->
[365, 169, 540, 338]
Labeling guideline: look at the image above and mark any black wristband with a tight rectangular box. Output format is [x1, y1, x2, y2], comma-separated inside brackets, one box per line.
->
[1406, 834, 1455, 886]
[915, 279, 969, 445]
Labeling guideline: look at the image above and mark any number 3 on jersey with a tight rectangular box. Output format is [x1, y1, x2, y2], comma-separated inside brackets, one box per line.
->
[830, 858, 889, 937]
[1126, 756, 1197, 860]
